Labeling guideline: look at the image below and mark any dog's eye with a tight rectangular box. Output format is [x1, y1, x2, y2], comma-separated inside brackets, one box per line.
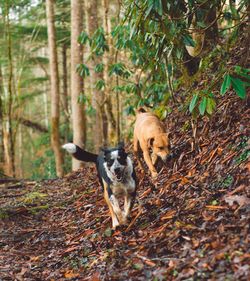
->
[118, 158, 127, 165]
[107, 159, 114, 167]
[159, 147, 164, 150]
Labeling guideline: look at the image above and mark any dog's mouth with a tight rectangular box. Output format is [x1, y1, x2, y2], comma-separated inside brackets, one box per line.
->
[114, 170, 124, 181]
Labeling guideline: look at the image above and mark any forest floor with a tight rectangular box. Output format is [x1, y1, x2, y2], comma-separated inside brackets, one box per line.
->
[1, 37, 250, 280]
[0, 92, 249, 281]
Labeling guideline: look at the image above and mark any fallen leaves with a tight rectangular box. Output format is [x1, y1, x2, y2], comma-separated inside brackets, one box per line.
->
[224, 195, 250, 207]
[0, 95, 249, 280]
[64, 270, 80, 279]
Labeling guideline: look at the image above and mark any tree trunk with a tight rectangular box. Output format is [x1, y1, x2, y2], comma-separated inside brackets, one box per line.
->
[0, 66, 4, 171]
[102, 0, 117, 145]
[3, 4, 15, 177]
[46, 0, 64, 177]
[85, 0, 108, 151]
[62, 43, 70, 141]
[71, 0, 86, 170]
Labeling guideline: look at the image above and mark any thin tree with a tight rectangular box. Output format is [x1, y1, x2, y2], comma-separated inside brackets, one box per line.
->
[46, 0, 64, 177]
[85, 0, 107, 150]
[71, 0, 85, 170]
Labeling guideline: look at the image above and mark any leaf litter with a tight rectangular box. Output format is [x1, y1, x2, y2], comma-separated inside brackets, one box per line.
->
[1, 41, 250, 280]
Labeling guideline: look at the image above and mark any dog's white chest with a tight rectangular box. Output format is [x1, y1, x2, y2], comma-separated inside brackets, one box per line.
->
[111, 180, 135, 197]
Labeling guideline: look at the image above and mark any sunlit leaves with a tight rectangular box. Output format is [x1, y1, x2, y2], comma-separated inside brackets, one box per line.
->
[189, 94, 199, 113]
[199, 96, 207, 115]
[206, 97, 216, 115]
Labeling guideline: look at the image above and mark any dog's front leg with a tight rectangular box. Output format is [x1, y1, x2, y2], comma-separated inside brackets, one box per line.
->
[141, 145, 158, 178]
[133, 136, 144, 170]
[109, 194, 126, 225]
[103, 182, 120, 229]
[124, 191, 136, 220]
[151, 153, 158, 166]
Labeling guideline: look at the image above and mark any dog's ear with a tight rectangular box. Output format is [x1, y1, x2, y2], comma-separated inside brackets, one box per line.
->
[166, 132, 170, 139]
[101, 147, 109, 155]
[147, 137, 154, 147]
[117, 141, 125, 150]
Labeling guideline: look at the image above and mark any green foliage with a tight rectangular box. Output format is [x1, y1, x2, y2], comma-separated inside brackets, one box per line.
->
[29, 133, 58, 180]
[220, 66, 249, 99]
[90, 27, 109, 56]
[77, 64, 90, 78]
[95, 63, 104, 73]
[95, 79, 105, 91]
[189, 92, 216, 116]
[109, 63, 131, 79]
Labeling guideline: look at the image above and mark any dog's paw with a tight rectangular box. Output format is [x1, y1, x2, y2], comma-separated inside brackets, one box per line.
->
[62, 143, 76, 154]
[151, 171, 158, 178]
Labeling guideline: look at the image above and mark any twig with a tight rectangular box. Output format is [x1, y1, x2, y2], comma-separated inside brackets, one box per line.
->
[126, 207, 143, 232]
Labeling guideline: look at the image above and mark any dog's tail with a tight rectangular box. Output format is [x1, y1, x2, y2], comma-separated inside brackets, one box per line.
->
[136, 107, 147, 114]
[62, 143, 98, 163]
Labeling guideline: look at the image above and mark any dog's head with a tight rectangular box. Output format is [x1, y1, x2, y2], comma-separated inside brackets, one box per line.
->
[148, 133, 171, 162]
[103, 143, 128, 181]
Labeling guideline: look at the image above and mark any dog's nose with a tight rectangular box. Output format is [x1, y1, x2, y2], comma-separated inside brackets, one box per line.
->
[114, 168, 121, 174]
[166, 153, 173, 161]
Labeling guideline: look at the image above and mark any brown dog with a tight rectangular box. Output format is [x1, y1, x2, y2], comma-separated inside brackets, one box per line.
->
[133, 108, 170, 178]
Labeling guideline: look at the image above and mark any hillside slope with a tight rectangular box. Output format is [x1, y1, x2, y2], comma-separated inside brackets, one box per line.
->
[1, 47, 250, 280]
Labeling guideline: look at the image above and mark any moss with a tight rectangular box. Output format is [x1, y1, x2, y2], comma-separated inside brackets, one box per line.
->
[0, 210, 9, 219]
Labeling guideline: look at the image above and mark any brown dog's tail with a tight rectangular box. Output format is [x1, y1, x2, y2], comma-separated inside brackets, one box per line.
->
[136, 107, 147, 114]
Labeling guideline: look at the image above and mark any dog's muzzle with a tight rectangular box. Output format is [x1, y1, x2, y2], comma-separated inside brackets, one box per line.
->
[114, 168, 124, 181]
[161, 153, 173, 162]
[166, 153, 173, 161]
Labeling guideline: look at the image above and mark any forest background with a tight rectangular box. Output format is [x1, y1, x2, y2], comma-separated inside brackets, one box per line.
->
[0, 0, 249, 180]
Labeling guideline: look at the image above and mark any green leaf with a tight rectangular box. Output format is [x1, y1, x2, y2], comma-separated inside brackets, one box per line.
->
[197, 21, 206, 28]
[199, 96, 207, 115]
[220, 74, 231, 95]
[189, 94, 199, 113]
[231, 77, 246, 99]
[95, 79, 105, 90]
[234, 66, 250, 80]
[78, 31, 89, 45]
[94, 63, 104, 73]
[133, 263, 143, 270]
[104, 227, 112, 237]
[154, 0, 163, 16]
[145, 0, 154, 18]
[76, 64, 90, 78]
[183, 34, 195, 47]
[77, 92, 87, 104]
[206, 97, 216, 115]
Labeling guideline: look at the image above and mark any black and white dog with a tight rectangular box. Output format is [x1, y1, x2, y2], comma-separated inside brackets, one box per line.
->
[62, 143, 137, 229]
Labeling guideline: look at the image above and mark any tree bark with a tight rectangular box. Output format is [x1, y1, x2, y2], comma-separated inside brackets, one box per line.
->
[85, 0, 108, 151]
[61, 43, 70, 141]
[0, 66, 5, 173]
[46, 0, 64, 177]
[71, 0, 86, 170]
[102, 0, 117, 145]
[2, 3, 15, 177]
